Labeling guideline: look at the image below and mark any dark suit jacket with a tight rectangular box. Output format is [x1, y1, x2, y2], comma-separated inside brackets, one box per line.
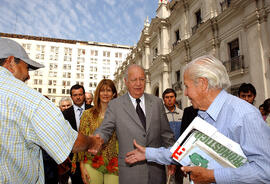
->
[62, 103, 92, 131]
[180, 106, 198, 135]
[61, 103, 92, 183]
[95, 93, 175, 184]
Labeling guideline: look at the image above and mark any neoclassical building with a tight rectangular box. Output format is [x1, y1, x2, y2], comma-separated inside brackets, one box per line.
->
[114, 0, 270, 108]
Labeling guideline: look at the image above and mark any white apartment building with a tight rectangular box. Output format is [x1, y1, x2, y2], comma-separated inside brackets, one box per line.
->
[114, 0, 270, 108]
[0, 33, 132, 105]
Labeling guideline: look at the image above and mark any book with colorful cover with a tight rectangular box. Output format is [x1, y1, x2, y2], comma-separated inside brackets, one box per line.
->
[170, 117, 247, 169]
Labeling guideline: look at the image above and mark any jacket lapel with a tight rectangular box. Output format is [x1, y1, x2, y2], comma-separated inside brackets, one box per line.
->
[144, 94, 153, 133]
[70, 106, 77, 131]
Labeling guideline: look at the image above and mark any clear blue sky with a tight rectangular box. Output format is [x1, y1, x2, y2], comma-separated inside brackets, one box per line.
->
[0, 0, 158, 46]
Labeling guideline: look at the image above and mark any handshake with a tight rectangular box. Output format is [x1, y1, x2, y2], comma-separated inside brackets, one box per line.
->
[72, 133, 104, 154]
[87, 134, 104, 155]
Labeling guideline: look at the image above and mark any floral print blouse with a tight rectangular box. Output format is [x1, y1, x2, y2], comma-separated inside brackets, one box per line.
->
[72, 108, 118, 175]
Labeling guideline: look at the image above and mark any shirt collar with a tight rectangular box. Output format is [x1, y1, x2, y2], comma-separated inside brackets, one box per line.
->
[204, 90, 228, 121]
[0, 66, 14, 78]
[128, 92, 145, 104]
[73, 103, 85, 110]
[165, 105, 178, 114]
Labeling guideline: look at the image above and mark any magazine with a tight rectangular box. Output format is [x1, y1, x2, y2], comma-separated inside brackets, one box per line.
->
[170, 117, 247, 169]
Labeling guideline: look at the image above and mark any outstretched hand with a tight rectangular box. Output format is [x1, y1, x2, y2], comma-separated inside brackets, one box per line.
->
[125, 139, 146, 164]
[87, 134, 103, 155]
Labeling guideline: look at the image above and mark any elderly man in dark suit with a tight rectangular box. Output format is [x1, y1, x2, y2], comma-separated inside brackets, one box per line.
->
[95, 64, 175, 184]
[62, 84, 92, 184]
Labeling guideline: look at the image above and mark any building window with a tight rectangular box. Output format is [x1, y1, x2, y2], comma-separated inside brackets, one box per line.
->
[76, 81, 84, 86]
[63, 72, 71, 78]
[34, 70, 43, 76]
[48, 80, 57, 86]
[90, 58, 98, 64]
[175, 29, 180, 42]
[62, 81, 70, 86]
[22, 43, 31, 51]
[90, 50, 98, 56]
[102, 66, 110, 73]
[62, 89, 70, 94]
[50, 46, 59, 53]
[34, 88, 42, 93]
[220, 0, 231, 11]
[176, 70, 181, 82]
[63, 64, 71, 70]
[78, 49, 85, 56]
[50, 46, 59, 61]
[89, 74, 97, 80]
[48, 71, 57, 77]
[49, 63, 58, 70]
[153, 47, 158, 57]
[172, 70, 182, 91]
[36, 53, 45, 60]
[48, 88, 56, 94]
[115, 52, 122, 58]
[229, 39, 239, 59]
[173, 29, 181, 48]
[102, 59, 110, 65]
[227, 38, 242, 71]
[192, 9, 202, 34]
[195, 9, 202, 25]
[76, 73, 84, 79]
[36, 45, 45, 52]
[34, 79, 42, 85]
[77, 57, 85, 64]
[103, 51, 110, 57]
[64, 48, 72, 55]
[77, 65, 84, 72]
[90, 66, 98, 72]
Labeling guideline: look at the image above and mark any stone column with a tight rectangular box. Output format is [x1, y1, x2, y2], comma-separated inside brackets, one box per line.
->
[160, 24, 169, 55]
[162, 60, 169, 92]
[144, 44, 151, 93]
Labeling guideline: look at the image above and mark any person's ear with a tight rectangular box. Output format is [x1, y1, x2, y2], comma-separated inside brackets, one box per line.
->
[198, 77, 208, 91]
[3, 56, 15, 73]
[124, 77, 128, 85]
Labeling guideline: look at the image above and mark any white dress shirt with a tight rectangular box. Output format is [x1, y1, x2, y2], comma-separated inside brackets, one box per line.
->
[73, 103, 85, 130]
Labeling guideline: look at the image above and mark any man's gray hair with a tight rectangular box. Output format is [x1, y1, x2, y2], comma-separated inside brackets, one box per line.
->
[184, 55, 231, 89]
[124, 64, 146, 80]
[59, 96, 72, 106]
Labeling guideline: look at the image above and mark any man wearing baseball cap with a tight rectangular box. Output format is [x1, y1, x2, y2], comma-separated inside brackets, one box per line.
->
[0, 37, 44, 81]
[0, 38, 103, 184]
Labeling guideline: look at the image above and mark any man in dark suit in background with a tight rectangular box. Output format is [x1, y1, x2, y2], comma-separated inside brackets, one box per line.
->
[63, 84, 92, 184]
[180, 106, 198, 135]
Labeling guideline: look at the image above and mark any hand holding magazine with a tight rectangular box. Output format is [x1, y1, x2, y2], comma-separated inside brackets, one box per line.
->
[170, 117, 247, 169]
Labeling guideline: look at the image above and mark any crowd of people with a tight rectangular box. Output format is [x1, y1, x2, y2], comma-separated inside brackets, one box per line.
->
[1, 37, 270, 184]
